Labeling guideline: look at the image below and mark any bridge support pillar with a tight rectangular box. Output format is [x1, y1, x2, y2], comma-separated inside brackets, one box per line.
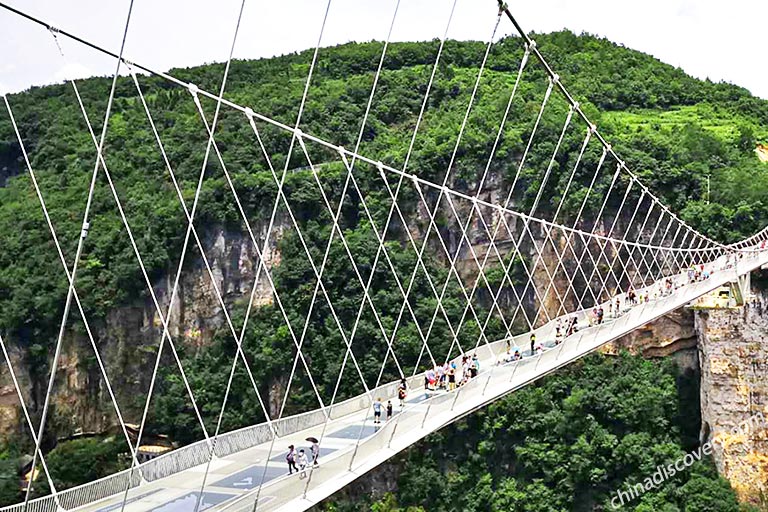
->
[731, 271, 751, 306]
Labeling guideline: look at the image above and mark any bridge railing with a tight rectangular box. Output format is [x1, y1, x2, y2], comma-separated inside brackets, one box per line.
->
[0, 362, 431, 512]
[292, 253, 759, 508]
[6, 249, 764, 512]
[298, 259, 725, 500]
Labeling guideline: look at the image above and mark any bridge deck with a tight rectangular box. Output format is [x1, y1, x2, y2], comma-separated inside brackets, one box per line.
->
[5, 251, 766, 512]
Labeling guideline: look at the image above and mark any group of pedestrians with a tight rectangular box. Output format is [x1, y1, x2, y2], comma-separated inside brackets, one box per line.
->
[424, 354, 480, 392]
[687, 264, 711, 283]
[371, 378, 410, 425]
[500, 275, 699, 366]
[627, 288, 650, 305]
[601, 297, 626, 325]
[286, 438, 321, 478]
[373, 397, 394, 424]
[500, 346, 524, 363]
[591, 305, 605, 325]
[591, 287, 666, 325]
[556, 316, 579, 339]
[596, 283, 678, 323]
[602, 297, 621, 319]
[498, 321, 563, 364]
[663, 277, 675, 294]
[282, 258, 730, 479]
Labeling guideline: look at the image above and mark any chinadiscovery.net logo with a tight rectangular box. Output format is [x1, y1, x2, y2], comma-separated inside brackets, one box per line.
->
[611, 411, 766, 509]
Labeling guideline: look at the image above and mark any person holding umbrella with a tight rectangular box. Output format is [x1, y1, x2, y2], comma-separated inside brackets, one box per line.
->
[307, 437, 320, 467]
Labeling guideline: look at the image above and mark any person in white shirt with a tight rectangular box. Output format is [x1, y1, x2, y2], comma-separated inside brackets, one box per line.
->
[298, 449, 309, 478]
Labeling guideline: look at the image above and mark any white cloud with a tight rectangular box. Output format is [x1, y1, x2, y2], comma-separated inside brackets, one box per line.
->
[52, 61, 98, 83]
[675, 2, 700, 18]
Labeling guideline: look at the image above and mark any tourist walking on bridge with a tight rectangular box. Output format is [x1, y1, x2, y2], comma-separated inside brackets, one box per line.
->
[566, 316, 578, 336]
[373, 398, 383, 424]
[309, 438, 320, 467]
[298, 449, 308, 478]
[286, 445, 298, 475]
[398, 378, 407, 407]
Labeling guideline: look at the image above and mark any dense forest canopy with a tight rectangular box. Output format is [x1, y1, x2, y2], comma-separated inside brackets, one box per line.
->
[0, 30, 766, 506]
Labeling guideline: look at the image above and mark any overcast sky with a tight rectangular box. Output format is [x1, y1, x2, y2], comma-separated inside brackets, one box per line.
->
[0, 0, 766, 100]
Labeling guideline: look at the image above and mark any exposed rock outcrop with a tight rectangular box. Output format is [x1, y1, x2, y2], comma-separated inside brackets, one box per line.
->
[0, 223, 284, 441]
[604, 277, 768, 506]
[695, 292, 768, 506]
[602, 307, 699, 371]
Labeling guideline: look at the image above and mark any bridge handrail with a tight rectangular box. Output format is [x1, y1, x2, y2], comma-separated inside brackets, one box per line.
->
[231, 251, 768, 511]
[4, 248, 763, 512]
[0, 357, 437, 511]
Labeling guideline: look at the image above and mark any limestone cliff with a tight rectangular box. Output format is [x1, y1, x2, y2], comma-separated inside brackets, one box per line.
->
[0, 223, 285, 443]
[602, 307, 699, 370]
[695, 291, 768, 506]
[603, 276, 768, 507]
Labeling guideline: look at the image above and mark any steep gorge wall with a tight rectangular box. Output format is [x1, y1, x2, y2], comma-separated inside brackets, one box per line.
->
[603, 307, 699, 369]
[695, 292, 768, 505]
[0, 223, 284, 443]
[604, 280, 768, 506]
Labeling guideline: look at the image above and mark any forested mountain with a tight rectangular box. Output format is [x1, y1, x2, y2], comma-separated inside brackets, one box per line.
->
[0, 30, 766, 508]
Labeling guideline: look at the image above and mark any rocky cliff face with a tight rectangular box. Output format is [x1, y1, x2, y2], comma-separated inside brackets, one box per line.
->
[603, 277, 768, 507]
[602, 307, 699, 370]
[0, 223, 284, 443]
[695, 290, 768, 506]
